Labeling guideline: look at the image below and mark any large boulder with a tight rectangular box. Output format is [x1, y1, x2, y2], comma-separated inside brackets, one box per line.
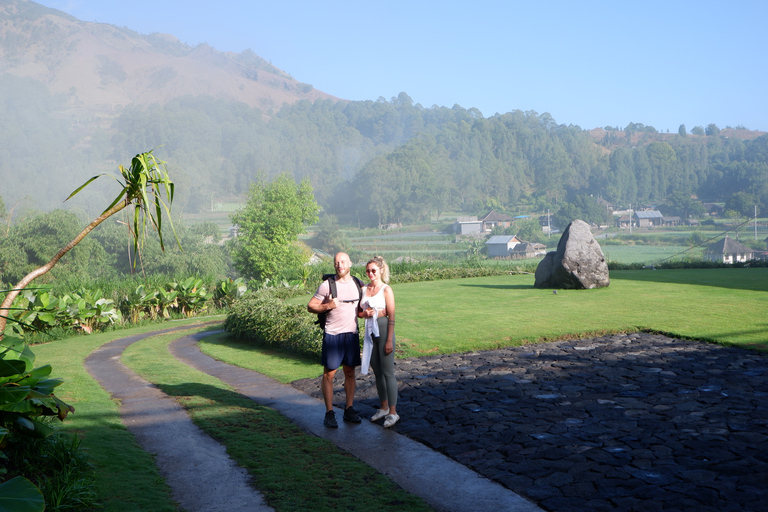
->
[534, 219, 610, 289]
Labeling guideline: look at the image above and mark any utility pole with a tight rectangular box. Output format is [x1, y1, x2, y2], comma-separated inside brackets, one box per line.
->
[756, 205, 758, 240]
[629, 204, 632, 235]
[547, 209, 550, 238]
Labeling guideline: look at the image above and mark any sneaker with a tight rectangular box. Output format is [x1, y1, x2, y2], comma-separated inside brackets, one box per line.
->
[370, 408, 390, 422]
[383, 413, 400, 428]
[343, 406, 361, 423]
[324, 410, 338, 428]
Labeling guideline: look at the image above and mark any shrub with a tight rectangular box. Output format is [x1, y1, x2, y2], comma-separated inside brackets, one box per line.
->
[2, 430, 96, 511]
[223, 289, 321, 357]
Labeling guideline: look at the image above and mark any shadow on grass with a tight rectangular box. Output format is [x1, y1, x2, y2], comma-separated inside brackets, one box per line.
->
[202, 333, 319, 366]
[456, 283, 533, 290]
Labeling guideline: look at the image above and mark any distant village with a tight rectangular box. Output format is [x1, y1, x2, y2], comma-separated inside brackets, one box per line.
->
[452, 206, 768, 263]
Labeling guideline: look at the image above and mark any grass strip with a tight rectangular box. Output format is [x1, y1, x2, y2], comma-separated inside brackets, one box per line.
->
[122, 328, 433, 512]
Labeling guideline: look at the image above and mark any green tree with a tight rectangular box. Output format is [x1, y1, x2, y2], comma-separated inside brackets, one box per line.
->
[315, 214, 350, 254]
[705, 123, 721, 137]
[230, 173, 319, 282]
[678, 124, 687, 137]
[691, 126, 705, 136]
[0, 210, 110, 285]
[663, 192, 706, 220]
[725, 192, 761, 218]
[553, 195, 610, 228]
[513, 217, 546, 243]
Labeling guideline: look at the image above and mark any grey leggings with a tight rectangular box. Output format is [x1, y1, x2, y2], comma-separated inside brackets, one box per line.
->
[370, 315, 398, 407]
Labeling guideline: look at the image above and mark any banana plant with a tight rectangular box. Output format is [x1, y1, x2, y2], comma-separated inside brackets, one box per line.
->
[174, 277, 212, 317]
[126, 284, 158, 323]
[57, 289, 122, 333]
[213, 277, 248, 308]
[0, 476, 44, 512]
[0, 151, 177, 337]
[1, 335, 74, 442]
[1, 287, 58, 337]
[0, 335, 73, 511]
[154, 287, 179, 319]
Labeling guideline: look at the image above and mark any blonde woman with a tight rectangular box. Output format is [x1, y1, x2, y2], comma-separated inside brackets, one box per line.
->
[358, 256, 399, 427]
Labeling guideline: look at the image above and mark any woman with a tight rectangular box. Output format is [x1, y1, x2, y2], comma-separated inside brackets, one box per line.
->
[358, 256, 399, 427]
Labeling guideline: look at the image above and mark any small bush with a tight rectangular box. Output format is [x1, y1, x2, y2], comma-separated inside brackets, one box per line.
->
[2, 429, 96, 512]
[224, 289, 321, 356]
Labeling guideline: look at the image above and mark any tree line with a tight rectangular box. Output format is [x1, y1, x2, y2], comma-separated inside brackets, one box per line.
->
[2, 73, 766, 226]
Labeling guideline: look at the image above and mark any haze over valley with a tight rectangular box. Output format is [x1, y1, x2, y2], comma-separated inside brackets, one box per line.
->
[1, 0, 766, 227]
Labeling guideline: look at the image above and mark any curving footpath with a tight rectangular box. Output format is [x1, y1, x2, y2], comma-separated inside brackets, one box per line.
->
[85, 326, 541, 512]
[84, 326, 274, 512]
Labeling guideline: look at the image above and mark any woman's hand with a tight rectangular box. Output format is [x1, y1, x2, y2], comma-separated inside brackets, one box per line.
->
[384, 340, 393, 355]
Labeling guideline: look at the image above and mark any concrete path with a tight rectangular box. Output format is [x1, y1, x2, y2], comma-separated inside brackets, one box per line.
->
[84, 326, 274, 512]
[85, 325, 541, 512]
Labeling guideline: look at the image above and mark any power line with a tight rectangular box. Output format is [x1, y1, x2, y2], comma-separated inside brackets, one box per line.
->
[650, 217, 755, 266]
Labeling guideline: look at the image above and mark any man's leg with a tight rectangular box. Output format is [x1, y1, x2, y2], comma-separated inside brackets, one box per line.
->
[341, 364, 361, 423]
[322, 367, 337, 411]
[342, 364, 356, 409]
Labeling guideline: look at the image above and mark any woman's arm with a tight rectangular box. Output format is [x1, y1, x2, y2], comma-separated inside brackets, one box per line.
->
[383, 286, 395, 354]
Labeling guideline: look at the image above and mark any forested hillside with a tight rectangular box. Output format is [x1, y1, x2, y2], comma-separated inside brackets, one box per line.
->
[1, 0, 766, 226]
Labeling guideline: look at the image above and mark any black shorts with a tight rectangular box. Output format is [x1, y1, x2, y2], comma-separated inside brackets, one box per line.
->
[322, 332, 361, 370]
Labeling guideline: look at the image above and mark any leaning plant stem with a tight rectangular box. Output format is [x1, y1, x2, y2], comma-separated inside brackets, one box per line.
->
[0, 198, 130, 337]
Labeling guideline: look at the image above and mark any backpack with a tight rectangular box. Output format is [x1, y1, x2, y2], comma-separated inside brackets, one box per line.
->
[315, 273, 363, 330]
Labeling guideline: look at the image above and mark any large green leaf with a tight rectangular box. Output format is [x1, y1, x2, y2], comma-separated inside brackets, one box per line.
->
[0, 359, 25, 378]
[0, 476, 45, 512]
[12, 416, 54, 438]
[0, 386, 30, 407]
[0, 386, 33, 413]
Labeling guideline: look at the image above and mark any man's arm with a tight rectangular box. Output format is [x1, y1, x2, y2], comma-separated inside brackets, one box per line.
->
[308, 295, 337, 314]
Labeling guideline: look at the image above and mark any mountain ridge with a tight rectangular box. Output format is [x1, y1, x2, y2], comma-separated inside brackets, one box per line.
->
[0, 0, 339, 118]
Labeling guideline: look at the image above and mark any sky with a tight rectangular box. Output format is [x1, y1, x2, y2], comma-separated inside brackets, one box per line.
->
[36, 0, 768, 132]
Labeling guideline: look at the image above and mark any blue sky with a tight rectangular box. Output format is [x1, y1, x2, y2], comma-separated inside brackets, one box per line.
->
[37, 0, 767, 132]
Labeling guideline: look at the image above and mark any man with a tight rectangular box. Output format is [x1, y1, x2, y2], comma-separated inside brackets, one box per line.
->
[307, 252, 362, 428]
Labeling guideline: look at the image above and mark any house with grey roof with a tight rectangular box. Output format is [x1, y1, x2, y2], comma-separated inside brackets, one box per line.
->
[634, 210, 664, 228]
[486, 235, 522, 258]
[704, 236, 754, 263]
[479, 211, 513, 232]
[510, 242, 547, 259]
[452, 216, 482, 235]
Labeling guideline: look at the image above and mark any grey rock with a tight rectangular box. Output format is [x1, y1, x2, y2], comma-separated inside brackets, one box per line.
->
[534, 219, 610, 289]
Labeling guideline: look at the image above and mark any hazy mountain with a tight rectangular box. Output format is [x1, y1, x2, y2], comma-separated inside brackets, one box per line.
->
[0, 0, 337, 119]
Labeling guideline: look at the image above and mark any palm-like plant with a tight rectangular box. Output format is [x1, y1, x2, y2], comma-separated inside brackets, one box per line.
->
[0, 150, 177, 336]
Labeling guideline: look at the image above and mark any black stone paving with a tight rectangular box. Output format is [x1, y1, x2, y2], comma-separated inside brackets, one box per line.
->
[292, 333, 768, 512]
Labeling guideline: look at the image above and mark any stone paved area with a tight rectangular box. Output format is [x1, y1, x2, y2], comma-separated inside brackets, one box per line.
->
[292, 332, 768, 512]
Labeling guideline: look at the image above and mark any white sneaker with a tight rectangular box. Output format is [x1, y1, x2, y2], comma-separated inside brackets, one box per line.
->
[383, 413, 400, 428]
[370, 408, 389, 422]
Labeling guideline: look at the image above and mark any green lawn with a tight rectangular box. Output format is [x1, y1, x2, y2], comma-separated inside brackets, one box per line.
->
[242, 267, 768, 383]
[601, 244, 703, 264]
[389, 268, 767, 357]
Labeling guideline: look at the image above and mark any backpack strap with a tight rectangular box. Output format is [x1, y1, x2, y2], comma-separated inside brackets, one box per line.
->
[352, 276, 363, 300]
[322, 274, 338, 298]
